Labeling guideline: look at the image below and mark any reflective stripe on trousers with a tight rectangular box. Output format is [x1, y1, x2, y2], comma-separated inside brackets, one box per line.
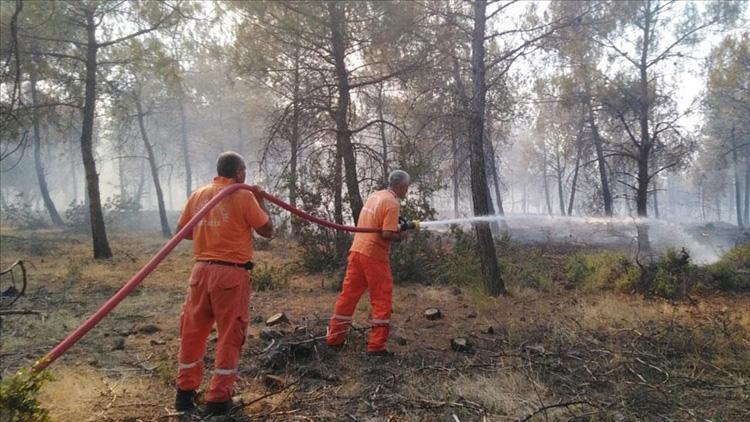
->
[326, 252, 393, 352]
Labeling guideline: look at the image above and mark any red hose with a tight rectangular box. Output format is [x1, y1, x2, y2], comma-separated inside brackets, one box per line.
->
[32, 183, 378, 372]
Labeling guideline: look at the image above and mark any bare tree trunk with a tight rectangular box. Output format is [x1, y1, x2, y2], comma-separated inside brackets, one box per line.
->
[81, 11, 112, 258]
[486, 134, 505, 215]
[30, 68, 64, 226]
[136, 157, 146, 208]
[69, 139, 78, 203]
[377, 84, 389, 186]
[583, 81, 612, 216]
[556, 159, 566, 216]
[135, 95, 171, 238]
[178, 88, 192, 198]
[567, 139, 581, 216]
[732, 126, 743, 227]
[744, 160, 749, 225]
[452, 133, 461, 218]
[468, 0, 504, 296]
[328, 2, 363, 224]
[653, 180, 660, 219]
[635, 7, 652, 219]
[716, 193, 721, 222]
[290, 48, 301, 237]
[543, 162, 552, 215]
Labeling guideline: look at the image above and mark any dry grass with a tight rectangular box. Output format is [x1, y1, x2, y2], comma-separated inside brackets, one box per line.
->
[1, 229, 749, 421]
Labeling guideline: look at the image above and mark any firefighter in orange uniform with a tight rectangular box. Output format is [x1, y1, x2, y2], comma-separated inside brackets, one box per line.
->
[326, 170, 411, 355]
[174, 152, 273, 415]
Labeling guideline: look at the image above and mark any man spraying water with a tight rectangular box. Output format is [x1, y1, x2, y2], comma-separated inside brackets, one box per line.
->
[326, 170, 412, 356]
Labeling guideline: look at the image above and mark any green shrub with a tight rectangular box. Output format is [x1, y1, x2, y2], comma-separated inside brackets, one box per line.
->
[0, 369, 52, 422]
[643, 249, 694, 299]
[0, 195, 47, 229]
[103, 194, 142, 230]
[64, 200, 90, 232]
[721, 244, 750, 268]
[252, 263, 292, 291]
[565, 251, 639, 291]
[650, 266, 680, 299]
[391, 231, 440, 284]
[702, 245, 750, 291]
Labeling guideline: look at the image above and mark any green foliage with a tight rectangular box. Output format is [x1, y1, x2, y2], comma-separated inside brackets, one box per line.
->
[645, 249, 695, 300]
[252, 263, 291, 292]
[565, 251, 640, 291]
[392, 226, 484, 287]
[702, 245, 750, 291]
[103, 195, 142, 230]
[298, 226, 350, 273]
[0, 194, 47, 229]
[64, 200, 90, 232]
[0, 369, 52, 422]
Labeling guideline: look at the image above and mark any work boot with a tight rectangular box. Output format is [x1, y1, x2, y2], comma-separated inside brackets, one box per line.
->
[174, 389, 197, 412]
[205, 400, 230, 416]
[205, 397, 243, 416]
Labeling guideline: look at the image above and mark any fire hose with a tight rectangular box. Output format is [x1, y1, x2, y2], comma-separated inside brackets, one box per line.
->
[30, 183, 419, 372]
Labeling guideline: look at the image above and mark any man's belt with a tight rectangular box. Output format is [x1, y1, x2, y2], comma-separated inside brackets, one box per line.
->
[197, 260, 254, 270]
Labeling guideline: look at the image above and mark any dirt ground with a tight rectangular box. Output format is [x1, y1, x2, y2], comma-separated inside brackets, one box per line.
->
[1, 229, 749, 421]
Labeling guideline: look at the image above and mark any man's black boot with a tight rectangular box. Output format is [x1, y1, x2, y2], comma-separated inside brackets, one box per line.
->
[175, 389, 197, 412]
[205, 400, 231, 415]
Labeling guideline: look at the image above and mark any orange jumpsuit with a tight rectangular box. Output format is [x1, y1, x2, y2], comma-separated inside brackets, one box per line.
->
[176, 177, 269, 403]
[327, 190, 400, 352]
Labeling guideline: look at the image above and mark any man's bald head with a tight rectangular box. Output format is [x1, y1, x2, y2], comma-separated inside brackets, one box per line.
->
[217, 151, 246, 182]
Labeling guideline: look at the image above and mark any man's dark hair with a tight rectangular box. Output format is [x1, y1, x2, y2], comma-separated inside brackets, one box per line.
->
[216, 151, 246, 178]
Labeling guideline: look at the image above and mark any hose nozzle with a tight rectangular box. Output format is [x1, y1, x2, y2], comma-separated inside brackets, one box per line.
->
[399, 218, 421, 231]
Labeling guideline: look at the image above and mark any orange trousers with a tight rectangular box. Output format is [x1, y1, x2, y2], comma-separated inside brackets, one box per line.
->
[327, 252, 393, 352]
[176, 262, 250, 403]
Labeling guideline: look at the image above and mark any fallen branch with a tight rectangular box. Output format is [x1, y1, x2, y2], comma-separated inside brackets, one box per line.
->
[0, 309, 42, 316]
[519, 400, 591, 421]
[237, 379, 300, 410]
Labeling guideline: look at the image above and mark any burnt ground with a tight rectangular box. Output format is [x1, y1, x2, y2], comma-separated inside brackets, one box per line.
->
[1, 230, 749, 421]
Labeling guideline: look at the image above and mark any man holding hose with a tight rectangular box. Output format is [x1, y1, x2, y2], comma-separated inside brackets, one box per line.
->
[174, 151, 273, 415]
[326, 170, 411, 356]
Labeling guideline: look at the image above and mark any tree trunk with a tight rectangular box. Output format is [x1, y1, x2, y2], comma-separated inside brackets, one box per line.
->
[583, 81, 612, 216]
[744, 161, 749, 225]
[30, 69, 64, 226]
[290, 49, 301, 237]
[136, 157, 146, 208]
[328, 2, 363, 224]
[178, 88, 192, 198]
[567, 138, 582, 216]
[81, 12, 112, 259]
[377, 84, 389, 186]
[543, 160, 553, 215]
[653, 180, 660, 219]
[486, 128, 505, 215]
[715, 192, 721, 222]
[556, 157, 566, 216]
[70, 140, 78, 203]
[468, 0, 504, 296]
[635, 7, 652, 219]
[451, 131, 461, 218]
[135, 94, 171, 238]
[732, 126, 743, 226]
